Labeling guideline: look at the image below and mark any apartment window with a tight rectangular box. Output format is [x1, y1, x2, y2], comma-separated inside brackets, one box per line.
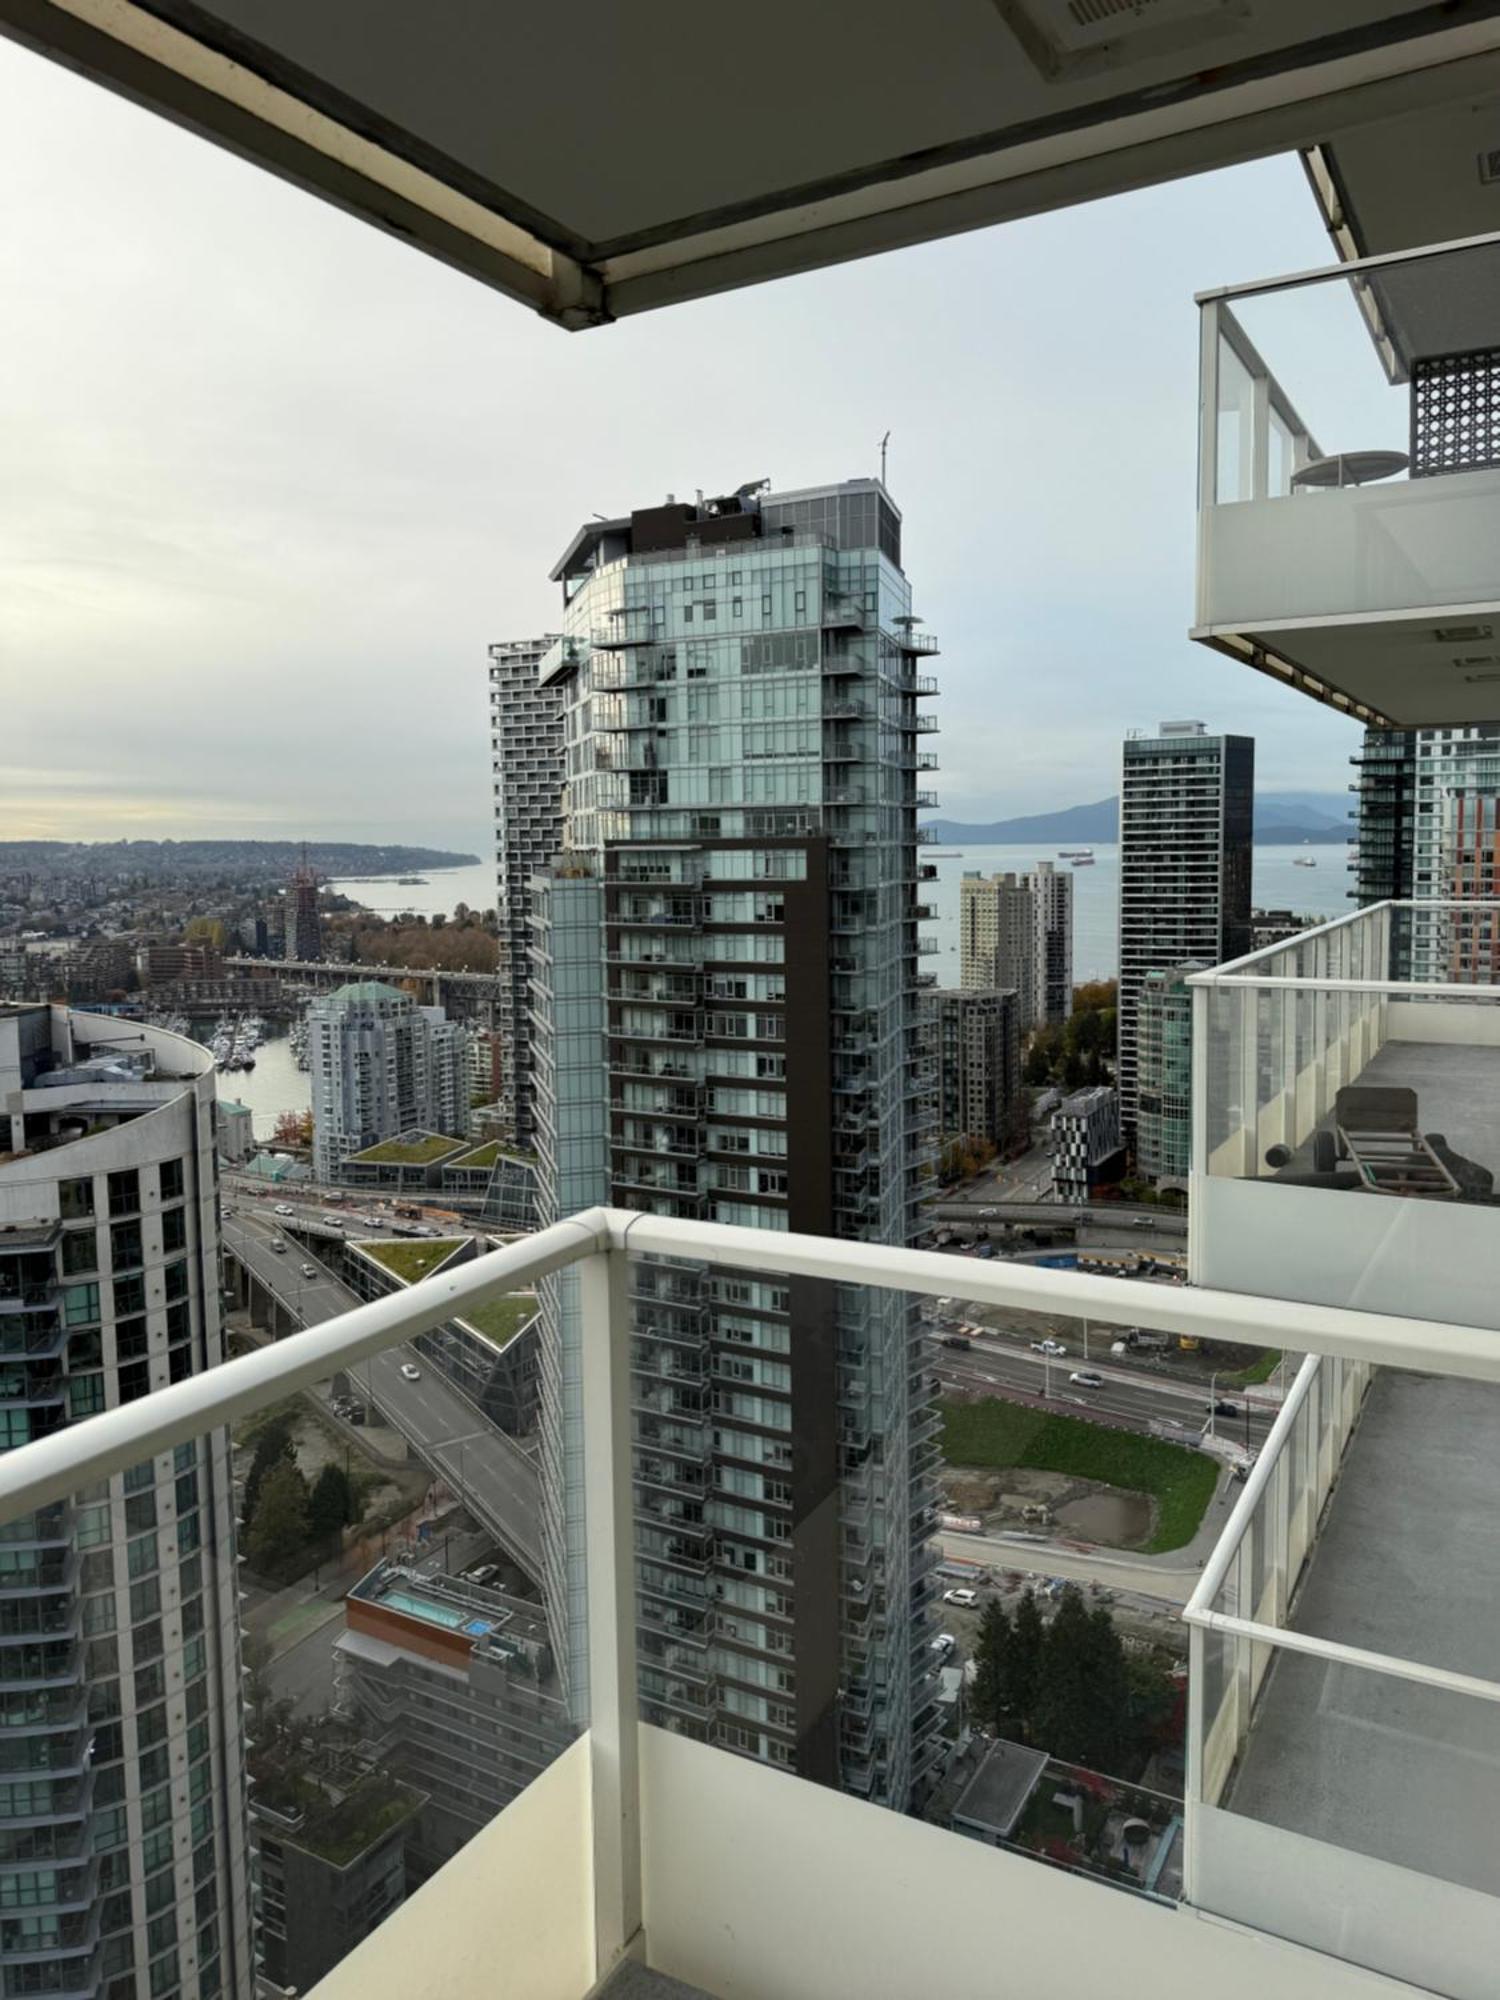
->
[106, 1171, 139, 1219]
[158, 1159, 184, 1202]
[115, 1319, 148, 1363]
[161, 1207, 187, 1255]
[60, 1231, 96, 1277]
[114, 1273, 145, 1316]
[59, 1178, 93, 1221]
[109, 1223, 142, 1274]
[63, 1284, 100, 1328]
[163, 1261, 188, 1302]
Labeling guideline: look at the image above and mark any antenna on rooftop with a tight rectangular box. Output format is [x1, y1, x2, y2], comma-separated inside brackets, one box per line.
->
[879, 431, 890, 484]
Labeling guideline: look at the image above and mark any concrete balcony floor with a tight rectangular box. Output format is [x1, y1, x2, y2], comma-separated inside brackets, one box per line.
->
[1230, 1367, 1500, 1895]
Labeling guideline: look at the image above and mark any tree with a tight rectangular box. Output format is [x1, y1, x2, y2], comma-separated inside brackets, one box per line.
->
[1077, 1604, 1133, 1772]
[1022, 1042, 1053, 1088]
[1001, 1587, 1045, 1731]
[1033, 1586, 1096, 1763]
[245, 1460, 310, 1577]
[308, 1462, 356, 1539]
[970, 1600, 1013, 1735]
[271, 1109, 313, 1148]
[242, 1416, 294, 1527]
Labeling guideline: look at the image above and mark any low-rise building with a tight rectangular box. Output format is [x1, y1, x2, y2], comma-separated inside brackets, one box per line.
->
[336, 1560, 574, 1880]
[217, 1097, 255, 1163]
[252, 1771, 424, 1992]
[1050, 1085, 1124, 1203]
[339, 1129, 470, 1193]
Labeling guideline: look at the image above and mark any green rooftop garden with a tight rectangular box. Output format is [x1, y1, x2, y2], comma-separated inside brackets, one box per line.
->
[457, 1292, 538, 1348]
[360, 1238, 464, 1283]
[450, 1139, 535, 1170]
[350, 1132, 465, 1165]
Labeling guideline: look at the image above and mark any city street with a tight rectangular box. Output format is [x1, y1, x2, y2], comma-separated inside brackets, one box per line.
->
[222, 1208, 543, 1576]
[932, 1330, 1277, 1450]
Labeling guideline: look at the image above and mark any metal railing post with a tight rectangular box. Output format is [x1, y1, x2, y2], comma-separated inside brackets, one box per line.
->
[578, 1246, 642, 1978]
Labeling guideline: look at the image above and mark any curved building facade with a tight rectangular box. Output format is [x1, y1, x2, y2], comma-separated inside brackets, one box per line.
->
[0, 1006, 253, 2000]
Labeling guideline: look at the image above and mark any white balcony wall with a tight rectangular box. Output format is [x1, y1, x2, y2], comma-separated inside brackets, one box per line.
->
[638, 1726, 1426, 2000]
[1198, 472, 1500, 631]
[307, 1735, 596, 2000]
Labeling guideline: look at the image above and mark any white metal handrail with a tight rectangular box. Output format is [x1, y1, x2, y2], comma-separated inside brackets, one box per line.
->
[9, 1207, 1500, 1524]
[1190, 899, 1500, 986]
[1184, 1353, 1319, 1619]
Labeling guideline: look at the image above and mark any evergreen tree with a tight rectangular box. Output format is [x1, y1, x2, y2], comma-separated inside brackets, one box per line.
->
[245, 1460, 310, 1578]
[242, 1417, 295, 1527]
[308, 1462, 355, 1539]
[1001, 1587, 1045, 1733]
[970, 1601, 1012, 1734]
[1078, 1604, 1133, 1771]
[1033, 1586, 1095, 1762]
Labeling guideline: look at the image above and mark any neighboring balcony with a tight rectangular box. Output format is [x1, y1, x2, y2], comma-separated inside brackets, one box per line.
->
[1193, 232, 1500, 728]
[1189, 900, 1500, 1329]
[1186, 1349, 1500, 2000]
[0, 1209, 1491, 2000]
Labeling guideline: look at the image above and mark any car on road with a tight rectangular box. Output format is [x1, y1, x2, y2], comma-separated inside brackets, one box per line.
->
[321, 1214, 344, 1229]
[976, 1206, 999, 1217]
[943, 1588, 979, 1607]
[1031, 1338, 1067, 1356]
[1069, 1370, 1104, 1388]
[300, 1262, 317, 1278]
[274, 1203, 293, 1217]
[1212, 1399, 1241, 1418]
[399, 1362, 422, 1382]
[270, 1239, 286, 1254]
[930, 1633, 956, 1659]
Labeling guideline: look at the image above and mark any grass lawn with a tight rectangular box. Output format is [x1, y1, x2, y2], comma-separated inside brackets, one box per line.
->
[360, 1238, 464, 1283]
[457, 1292, 538, 1347]
[1230, 1349, 1282, 1387]
[940, 1398, 1218, 1555]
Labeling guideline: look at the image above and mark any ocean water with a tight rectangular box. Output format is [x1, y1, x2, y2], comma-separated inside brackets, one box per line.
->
[925, 843, 1351, 985]
[329, 846, 1351, 988]
[327, 864, 496, 920]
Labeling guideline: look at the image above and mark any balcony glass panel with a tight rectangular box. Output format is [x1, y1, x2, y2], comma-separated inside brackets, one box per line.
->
[1186, 1355, 1500, 2000]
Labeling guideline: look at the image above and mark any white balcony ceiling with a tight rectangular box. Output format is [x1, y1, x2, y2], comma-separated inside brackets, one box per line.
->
[4, 1, 1500, 326]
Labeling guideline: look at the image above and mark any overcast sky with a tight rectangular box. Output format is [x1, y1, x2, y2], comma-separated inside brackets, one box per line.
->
[0, 37, 1360, 857]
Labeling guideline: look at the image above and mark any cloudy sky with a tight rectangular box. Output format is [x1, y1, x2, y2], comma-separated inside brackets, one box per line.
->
[0, 37, 1360, 857]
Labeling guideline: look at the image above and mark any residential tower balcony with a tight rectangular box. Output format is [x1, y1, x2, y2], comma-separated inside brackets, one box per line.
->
[1189, 899, 1500, 1329]
[1193, 233, 1500, 728]
[0, 1209, 1484, 2000]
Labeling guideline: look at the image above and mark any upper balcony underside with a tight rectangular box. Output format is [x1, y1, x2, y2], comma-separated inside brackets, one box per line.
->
[4, 4, 1496, 329]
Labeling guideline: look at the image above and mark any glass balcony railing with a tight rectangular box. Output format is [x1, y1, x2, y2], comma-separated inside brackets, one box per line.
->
[1185, 1348, 1500, 2000]
[1190, 899, 1500, 1328]
[0, 1210, 1490, 2000]
[1193, 231, 1500, 729]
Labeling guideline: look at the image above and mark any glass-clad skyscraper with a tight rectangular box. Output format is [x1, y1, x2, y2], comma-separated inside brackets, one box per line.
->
[519, 478, 942, 1810]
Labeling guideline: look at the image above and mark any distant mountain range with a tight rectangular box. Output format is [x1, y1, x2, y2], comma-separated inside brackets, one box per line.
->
[927, 792, 1350, 847]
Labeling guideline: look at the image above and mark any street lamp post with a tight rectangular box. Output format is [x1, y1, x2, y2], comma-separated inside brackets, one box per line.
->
[1207, 1371, 1220, 1440]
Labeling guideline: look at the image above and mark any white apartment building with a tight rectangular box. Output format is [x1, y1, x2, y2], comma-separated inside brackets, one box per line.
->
[0, 1006, 253, 2000]
[309, 980, 471, 1181]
